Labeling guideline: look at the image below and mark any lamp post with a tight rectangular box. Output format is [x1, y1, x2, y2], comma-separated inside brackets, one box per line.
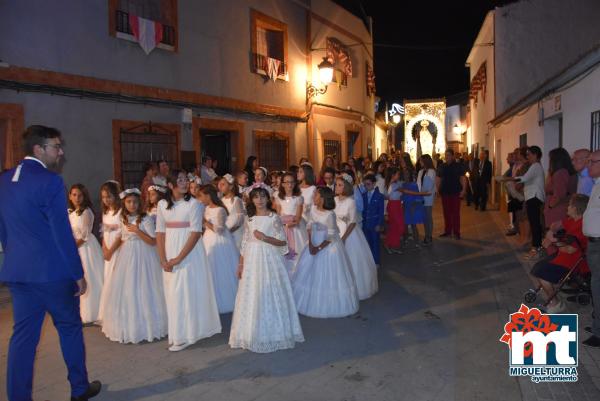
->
[306, 57, 334, 104]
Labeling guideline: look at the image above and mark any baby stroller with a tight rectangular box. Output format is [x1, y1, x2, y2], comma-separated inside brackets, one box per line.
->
[523, 229, 591, 307]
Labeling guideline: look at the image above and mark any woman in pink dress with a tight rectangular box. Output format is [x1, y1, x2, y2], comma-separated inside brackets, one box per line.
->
[543, 148, 577, 228]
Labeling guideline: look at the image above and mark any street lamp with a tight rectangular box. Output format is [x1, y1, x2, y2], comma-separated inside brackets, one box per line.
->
[392, 114, 401, 124]
[307, 57, 334, 103]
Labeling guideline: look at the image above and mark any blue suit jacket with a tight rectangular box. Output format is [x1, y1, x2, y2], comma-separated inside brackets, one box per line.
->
[0, 158, 83, 282]
[361, 187, 385, 230]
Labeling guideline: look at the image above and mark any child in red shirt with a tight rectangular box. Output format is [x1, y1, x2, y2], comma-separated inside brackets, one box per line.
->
[530, 194, 590, 313]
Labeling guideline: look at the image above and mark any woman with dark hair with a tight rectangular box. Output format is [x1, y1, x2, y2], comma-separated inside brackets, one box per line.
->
[318, 155, 336, 185]
[68, 184, 104, 324]
[544, 147, 578, 228]
[198, 185, 239, 314]
[140, 161, 157, 203]
[384, 167, 404, 252]
[512, 146, 546, 259]
[244, 156, 259, 185]
[292, 186, 359, 318]
[229, 187, 304, 353]
[298, 163, 317, 224]
[156, 170, 221, 351]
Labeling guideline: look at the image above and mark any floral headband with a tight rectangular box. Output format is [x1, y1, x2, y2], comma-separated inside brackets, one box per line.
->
[223, 174, 235, 184]
[148, 185, 167, 193]
[340, 173, 353, 185]
[257, 166, 268, 176]
[119, 188, 142, 199]
[104, 179, 120, 186]
[300, 161, 313, 168]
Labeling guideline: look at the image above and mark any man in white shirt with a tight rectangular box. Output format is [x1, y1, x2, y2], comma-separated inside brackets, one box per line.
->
[322, 167, 336, 191]
[582, 150, 600, 348]
[200, 155, 218, 184]
[572, 149, 594, 197]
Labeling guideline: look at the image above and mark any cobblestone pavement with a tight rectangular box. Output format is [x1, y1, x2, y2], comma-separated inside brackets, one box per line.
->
[0, 203, 599, 401]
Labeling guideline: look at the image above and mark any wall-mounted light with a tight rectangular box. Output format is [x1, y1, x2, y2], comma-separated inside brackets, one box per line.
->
[392, 114, 401, 124]
[307, 57, 334, 103]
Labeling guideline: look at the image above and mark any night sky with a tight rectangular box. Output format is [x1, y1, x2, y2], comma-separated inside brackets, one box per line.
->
[333, 0, 517, 104]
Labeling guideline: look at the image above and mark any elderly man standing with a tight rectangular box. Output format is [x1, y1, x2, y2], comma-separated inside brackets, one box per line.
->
[0, 126, 101, 400]
[582, 150, 600, 348]
[572, 148, 594, 197]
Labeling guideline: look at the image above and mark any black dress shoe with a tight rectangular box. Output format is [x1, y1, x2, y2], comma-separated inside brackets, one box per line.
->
[584, 326, 593, 334]
[439, 233, 451, 238]
[582, 335, 600, 348]
[71, 381, 102, 401]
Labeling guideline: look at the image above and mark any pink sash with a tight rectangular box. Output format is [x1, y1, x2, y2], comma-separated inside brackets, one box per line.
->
[103, 223, 120, 232]
[165, 221, 190, 228]
[280, 215, 296, 260]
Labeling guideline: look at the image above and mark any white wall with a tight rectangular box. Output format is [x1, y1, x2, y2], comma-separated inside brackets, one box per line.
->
[466, 12, 495, 151]
[494, 0, 600, 115]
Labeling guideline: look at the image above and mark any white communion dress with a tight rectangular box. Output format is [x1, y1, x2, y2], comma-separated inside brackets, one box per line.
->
[100, 214, 168, 343]
[202, 206, 240, 314]
[229, 213, 304, 353]
[68, 208, 105, 324]
[299, 186, 316, 224]
[156, 198, 222, 346]
[292, 208, 359, 318]
[222, 196, 245, 250]
[334, 196, 378, 300]
[275, 195, 308, 275]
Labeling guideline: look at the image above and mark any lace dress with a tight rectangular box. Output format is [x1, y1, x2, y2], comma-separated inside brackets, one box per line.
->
[229, 213, 304, 353]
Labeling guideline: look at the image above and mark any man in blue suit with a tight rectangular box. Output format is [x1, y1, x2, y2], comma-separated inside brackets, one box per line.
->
[0, 125, 101, 401]
[361, 174, 385, 266]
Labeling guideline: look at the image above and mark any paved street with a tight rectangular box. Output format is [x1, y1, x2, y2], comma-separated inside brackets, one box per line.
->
[1, 203, 599, 401]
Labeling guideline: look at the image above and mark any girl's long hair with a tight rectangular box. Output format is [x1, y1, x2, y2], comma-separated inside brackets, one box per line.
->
[246, 187, 275, 218]
[121, 193, 146, 225]
[146, 186, 166, 211]
[200, 184, 229, 215]
[278, 172, 301, 200]
[419, 154, 435, 187]
[300, 164, 316, 185]
[548, 147, 576, 176]
[384, 167, 399, 189]
[165, 169, 192, 210]
[100, 181, 121, 215]
[68, 184, 94, 216]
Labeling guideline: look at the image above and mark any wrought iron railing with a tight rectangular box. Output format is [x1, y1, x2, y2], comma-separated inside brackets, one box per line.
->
[116, 10, 175, 47]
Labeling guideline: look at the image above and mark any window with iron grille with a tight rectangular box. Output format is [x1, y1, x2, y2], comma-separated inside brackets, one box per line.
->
[110, 0, 177, 49]
[324, 139, 341, 164]
[347, 131, 359, 159]
[256, 132, 289, 172]
[592, 110, 600, 151]
[117, 122, 179, 189]
[251, 10, 288, 81]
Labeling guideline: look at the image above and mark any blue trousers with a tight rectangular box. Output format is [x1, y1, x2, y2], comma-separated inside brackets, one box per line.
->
[6, 281, 88, 401]
[363, 226, 381, 265]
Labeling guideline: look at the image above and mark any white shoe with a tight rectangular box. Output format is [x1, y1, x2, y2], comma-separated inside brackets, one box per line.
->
[168, 343, 190, 352]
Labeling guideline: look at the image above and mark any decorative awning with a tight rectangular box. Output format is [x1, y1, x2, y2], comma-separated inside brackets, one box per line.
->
[469, 61, 487, 107]
[326, 37, 353, 77]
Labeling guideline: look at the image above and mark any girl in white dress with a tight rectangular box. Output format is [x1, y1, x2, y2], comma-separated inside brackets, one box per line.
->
[68, 184, 105, 324]
[244, 167, 273, 197]
[229, 187, 304, 353]
[99, 181, 122, 292]
[292, 186, 359, 318]
[297, 163, 317, 225]
[198, 185, 240, 314]
[218, 174, 245, 250]
[146, 184, 167, 224]
[334, 175, 378, 300]
[274, 172, 307, 275]
[100, 188, 168, 343]
[156, 171, 221, 352]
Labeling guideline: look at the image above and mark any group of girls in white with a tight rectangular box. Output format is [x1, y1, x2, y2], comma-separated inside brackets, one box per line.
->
[66, 162, 379, 354]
